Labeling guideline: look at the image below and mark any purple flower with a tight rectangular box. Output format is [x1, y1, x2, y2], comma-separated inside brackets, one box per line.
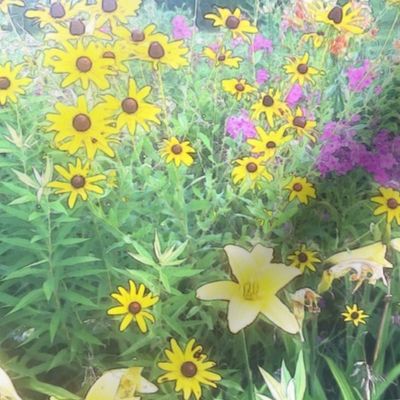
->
[285, 84, 303, 108]
[171, 15, 193, 40]
[256, 68, 269, 85]
[225, 110, 257, 140]
[346, 60, 375, 93]
[250, 33, 273, 53]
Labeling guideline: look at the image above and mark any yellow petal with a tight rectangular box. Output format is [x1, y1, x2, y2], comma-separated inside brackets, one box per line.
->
[227, 297, 260, 333]
[0, 367, 22, 400]
[196, 281, 239, 301]
[85, 369, 125, 400]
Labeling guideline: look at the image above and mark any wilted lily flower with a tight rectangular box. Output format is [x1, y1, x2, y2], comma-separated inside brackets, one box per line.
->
[85, 367, 157, 400]
[291, 288, 321, 331]
[0, 367, 22, 400]
[318, 242, 393, 293]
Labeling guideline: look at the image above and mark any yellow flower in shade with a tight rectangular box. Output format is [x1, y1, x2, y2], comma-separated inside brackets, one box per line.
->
[106, 170, 118, 189]
[387, 0, 400, 5]
[283, 53, 324, 85]
[318, 242, 393, 293]
[102, 78, 161, 135]
[25, 1, 82, 28]
[342, 304, 368, 327]
[98, 41, 131, 73]
[43, 40, 114, 90]
[157, 338, 221, 400]
[0, 62, 31, 106]
[231, 157, 273, 189]
[113, 24, 163, 53]
[371, 187, 400, 225]
[313, 2, 365, 35]
[48, 158, 106, 208]
[85, 367, 158, 400]
[251, 89, 291, 128]
[160, 137, 195, 167]
[301, 31, 326, 48]
[46, 96, 118, 160]
[0, 0, 24, 14]
[205, 7, 257, 42]
[92, 0, 142, 30]
[0, 367, 22, 400]
[196, 244, 301, 334]
[107, 280, 159, 333]
[221, 78, 256, 100]
[285, 176, 316, 205]
[202, 46, 242, 68]
[247, 126, 292, 160]
[291, 288, 320, 331]
[131, 32, 189, 70]
[287, 245, 321, 273]
[284, 107, 317, 142]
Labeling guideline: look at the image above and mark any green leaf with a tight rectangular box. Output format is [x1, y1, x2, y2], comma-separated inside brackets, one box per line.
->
[8, 289, 43, 314]
[22, 378, 80, 400]
[294, 351, 306, 400]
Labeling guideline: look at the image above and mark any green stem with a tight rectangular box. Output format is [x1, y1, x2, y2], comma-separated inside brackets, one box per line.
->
[241, 330, 256, 400]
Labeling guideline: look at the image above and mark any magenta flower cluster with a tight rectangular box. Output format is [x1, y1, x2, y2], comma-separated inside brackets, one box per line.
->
[171, 15, 193, 40]
[225, 110, 257, 140]
[346, 60, 375, 93]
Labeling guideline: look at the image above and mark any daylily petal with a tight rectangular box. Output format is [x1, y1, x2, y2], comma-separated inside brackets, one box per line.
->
[196, 281, 239, 301]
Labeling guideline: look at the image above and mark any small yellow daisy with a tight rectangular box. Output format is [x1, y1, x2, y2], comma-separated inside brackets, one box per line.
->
[107, 280, 159, 333]
[301, 31, 326, 48]
[221, 78, 256, 100]
[342, 304, 368, 327]
[371, 187, 400, 225]
[202, 46, 242, 68]
[160, 137, 195, 167]
[232, 157, 273, 188]
[285, 176, 317, 205]
[284, 107, 317, 142]
[287, 245, 321, 273]
[0, 62, 31, 106]
[283, 53, 324, 85]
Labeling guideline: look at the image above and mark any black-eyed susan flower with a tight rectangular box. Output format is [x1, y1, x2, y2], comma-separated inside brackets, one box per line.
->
[85, 367, 158, 400]
[232, 156, 273, 189]
[284, 107, 317, 142]
[221, 78, 256, 100]
[131, 31, 189, 70]
[283, 53, 324, 85]
[43, 40, 114, 90]
[48, 158, 105, 208]
[197, 244, 301, 334]
[107, 280, 159, 333]
[313, 2, 365, 35]
[285, 176, 316, 204]
[92, 0, 142, 29]
[98, 41, 131, 73]
[342, 304, 368, 327]
[371, 187, 400, 225]
[0, 0, 24, 14]
[301, 31, 326, 48]
[251, 88, 291, 128]
[25, 1, 82, 28]
[46, 96, 118, 160]
[205, 7, 257, 42]
[160, 137, 195, 167]
[287, 245, 321, 273]
[157, 338, 221, 400]
[113, 24, 161, 50]
[0, 62, 31, 106]
[202, 46, 242, 68]
[247, 126, 292, 160]
[102, 77, 161, 135]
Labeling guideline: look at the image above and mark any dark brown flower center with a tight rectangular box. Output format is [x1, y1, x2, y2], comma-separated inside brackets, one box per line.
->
[317, 31, 325, 36]
[387, 198, 398, 209]
[103, 51, 115, 59]
[181, 361, 197, 377]
[131, 29, 145, 42]
[293, 183, 303, 192]
[327, 6, 343, 24]
[121, 97, 138, 114]
[73, 114, 91, 132]
[246, 162, 258, 173]
[235, 83, 245, 91]
[226, 15, 240, 29]
[71, 175, 85, 189]
[351, 311, 359, 319]
[297, 63, 308, 74]
[298, 252, 308, 263]
[0, 77, 11, 90]
[69, 20, 85, 36]
[266, 141, 276, 149]
[293, 116, 307, 128]
[50, 2, 65, 19]
[217, 54, 226, 62]
[262, 95, 274, 107]
[148, 41, 165, 59]
[128, 301, 142, 314]
[102, 0, 117, 13]
[171, 144, 183, 155]
[76, 56, 93, 72]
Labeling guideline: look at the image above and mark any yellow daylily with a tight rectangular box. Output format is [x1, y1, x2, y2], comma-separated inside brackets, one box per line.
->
[318, 242, 393, 293]
[0, 367, 22, 400]
[196, 244, 301, 334]
[85, 367, 157, 400]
